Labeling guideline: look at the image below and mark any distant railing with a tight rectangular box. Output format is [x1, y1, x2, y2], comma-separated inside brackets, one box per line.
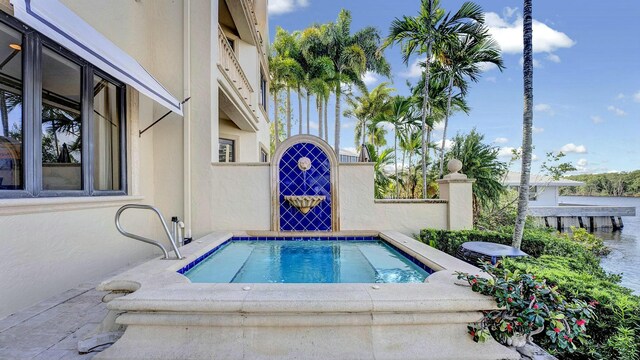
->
[239, 0, 267, 67]
[218, 25, 254, 106]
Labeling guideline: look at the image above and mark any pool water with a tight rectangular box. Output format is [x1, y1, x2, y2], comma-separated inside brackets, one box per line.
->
[183, 239, 431, 283]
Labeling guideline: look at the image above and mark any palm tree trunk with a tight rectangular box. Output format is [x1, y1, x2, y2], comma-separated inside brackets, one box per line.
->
[421, 40, 433, 199]
[274, 91, 280, 146]
[297, 87, 302, 135]
[394, 129, 399, 199]
[439, 75, 455, 178]
[334, 81, 341, 154]
[306, 90, 310, 134]
[318, 98, 323, 138]
[324, 96, 329, 141]
[513, 0, 534, 249]
[286, 86, 291, 138]
[361, 117, 367, 159]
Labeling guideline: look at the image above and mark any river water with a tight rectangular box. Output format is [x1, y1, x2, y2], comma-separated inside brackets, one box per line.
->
[559, 196, 640, 294]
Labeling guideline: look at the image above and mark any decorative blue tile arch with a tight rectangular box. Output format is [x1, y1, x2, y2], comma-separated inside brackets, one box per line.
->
[271, 135, 339, 232]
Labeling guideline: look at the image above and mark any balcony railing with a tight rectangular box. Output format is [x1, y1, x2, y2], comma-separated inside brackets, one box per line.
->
[239, 0, 267, 68]
[218, 25, 254, 110]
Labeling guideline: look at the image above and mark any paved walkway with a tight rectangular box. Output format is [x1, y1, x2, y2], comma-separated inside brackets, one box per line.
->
[0, 282, 109, 360]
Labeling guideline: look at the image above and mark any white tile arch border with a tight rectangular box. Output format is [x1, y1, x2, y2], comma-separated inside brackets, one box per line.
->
[270, 135, 340, 232]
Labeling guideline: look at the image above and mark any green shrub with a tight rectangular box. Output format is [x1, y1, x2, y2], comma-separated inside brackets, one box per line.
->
[457, 262, 596, 353]
[419, 227, 604, 275]
[420, 227, 638, 359]
[505, 256, 640, 360]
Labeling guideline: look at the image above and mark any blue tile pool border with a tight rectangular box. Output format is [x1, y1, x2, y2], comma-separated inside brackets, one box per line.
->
[177, 236, 434, 276]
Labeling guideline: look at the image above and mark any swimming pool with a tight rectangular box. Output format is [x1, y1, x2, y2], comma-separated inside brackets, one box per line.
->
[179, 237, 432, 283]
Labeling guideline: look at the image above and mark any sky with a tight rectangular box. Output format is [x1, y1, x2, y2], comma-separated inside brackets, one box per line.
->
[267, 0, 640, 174]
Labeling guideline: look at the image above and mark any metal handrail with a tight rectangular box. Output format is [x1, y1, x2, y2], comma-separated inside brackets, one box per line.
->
[115, 204, 184, 259]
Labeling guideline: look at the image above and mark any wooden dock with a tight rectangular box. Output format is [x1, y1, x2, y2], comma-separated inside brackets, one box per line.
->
[529, 205, 636, 230]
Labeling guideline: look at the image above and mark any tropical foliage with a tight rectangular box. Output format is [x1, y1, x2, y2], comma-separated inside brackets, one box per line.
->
[268, 2, 502, 200]
[422, 227, 640, 359]
[444, 129, 507, 219]
[458, 262, 596, 353]
[560, 171, 640, 197]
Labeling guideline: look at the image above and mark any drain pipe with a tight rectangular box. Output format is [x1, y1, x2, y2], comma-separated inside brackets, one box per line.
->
[183, 0, 193, 243]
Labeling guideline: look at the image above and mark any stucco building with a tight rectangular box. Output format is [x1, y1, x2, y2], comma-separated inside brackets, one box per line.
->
[0, 0, 270, 319]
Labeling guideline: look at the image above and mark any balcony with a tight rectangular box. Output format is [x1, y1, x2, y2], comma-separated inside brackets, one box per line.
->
[217, 25, 258, 129]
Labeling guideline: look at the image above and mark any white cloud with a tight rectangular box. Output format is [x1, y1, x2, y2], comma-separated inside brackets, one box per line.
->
[434, 138, 454, 150]
[576, 158, 588, 171]
[268, 0, 309, 15]
[534, 103, 554, 115]
[559, 143, 587, 154]
[617, 93, 625, 99]
[591, 115, 603, 124]
[607, 105, 627, 116]
[546, 53, 561, 63]
[309, 121, 319, 130]
[485, 76, 497, 83]
[503, 7, 518, 18]
[399, 57, 425, 78]
[494, 137, 509, 144]
[498, 147, 517, 158]
[532, 154, 540, 162]
[433, 121, 445, 131]
[485, 12, 575, 54]
[532, 126, 544, 133]
[362, 71, 378, 86]
[634, 91, 640, 103]
[478, 62, 498, 72]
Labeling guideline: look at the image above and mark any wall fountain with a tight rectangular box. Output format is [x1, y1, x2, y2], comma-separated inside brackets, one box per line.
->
[271, 135, 339, 232]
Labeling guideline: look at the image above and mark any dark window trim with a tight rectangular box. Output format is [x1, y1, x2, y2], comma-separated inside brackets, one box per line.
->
[0, 14, 127, 199]
[219, 138, 235, 163]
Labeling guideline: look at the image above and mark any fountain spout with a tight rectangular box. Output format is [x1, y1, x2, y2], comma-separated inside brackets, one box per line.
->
[284, 195, 326, 214]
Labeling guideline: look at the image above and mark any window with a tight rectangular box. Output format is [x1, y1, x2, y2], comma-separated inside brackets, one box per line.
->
[529, 186, 538, 201]
[0, 14, 126, 198]
[259, 70, 267, 110]
[260, 148, 268, 163]
[219, 138, 235, 162]
[0, 23, 23, 191]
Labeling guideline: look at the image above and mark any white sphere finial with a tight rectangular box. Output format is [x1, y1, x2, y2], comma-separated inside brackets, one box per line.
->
[447, 159, 463, 174]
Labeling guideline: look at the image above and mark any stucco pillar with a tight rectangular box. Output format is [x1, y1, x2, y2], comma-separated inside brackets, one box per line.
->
[436, 162, 475, 230]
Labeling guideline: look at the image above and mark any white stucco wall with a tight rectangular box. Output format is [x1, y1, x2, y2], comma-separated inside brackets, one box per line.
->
[339, 164, 449, 234]
[529, 186, 559, 206]
[210, 163, 271, 230]
[207, 163, 459, 236]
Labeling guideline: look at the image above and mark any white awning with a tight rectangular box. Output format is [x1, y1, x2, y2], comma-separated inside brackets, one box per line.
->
[10, 0, 183, 115]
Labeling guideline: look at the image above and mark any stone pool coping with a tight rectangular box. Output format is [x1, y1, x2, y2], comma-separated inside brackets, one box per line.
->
[95, 231, 519, 360]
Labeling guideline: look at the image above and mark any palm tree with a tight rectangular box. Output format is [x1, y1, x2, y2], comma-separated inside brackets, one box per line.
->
[300, 24, 337, 141]
[513, 0, 534, 249]
[272, 27, 303, 138]
[344, 82, 394, 156]
[435, 28, 504, 178]
[383, 0, 485, 198]
[411, 73, 470, 172]
[323, 9, 390, 154]
[268, 52, 287, 146]
[445, 129, 507, 221]
[375, 95, 414, 198]
[366, 143, 394, 198]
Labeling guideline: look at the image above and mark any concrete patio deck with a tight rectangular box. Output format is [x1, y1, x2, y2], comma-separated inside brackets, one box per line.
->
[0, 282, 107, 360]
[0, 274, 124, 360]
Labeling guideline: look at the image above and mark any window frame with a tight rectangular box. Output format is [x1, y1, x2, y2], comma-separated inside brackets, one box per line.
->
[0, 13, 127, 199]
[218, 137, 235, 163]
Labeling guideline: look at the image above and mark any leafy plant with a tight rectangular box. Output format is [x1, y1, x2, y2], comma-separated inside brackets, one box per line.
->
[457, 262, 596, 353]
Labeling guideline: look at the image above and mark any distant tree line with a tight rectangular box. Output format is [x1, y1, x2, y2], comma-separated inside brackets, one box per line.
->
[560, 171, 640, 197]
